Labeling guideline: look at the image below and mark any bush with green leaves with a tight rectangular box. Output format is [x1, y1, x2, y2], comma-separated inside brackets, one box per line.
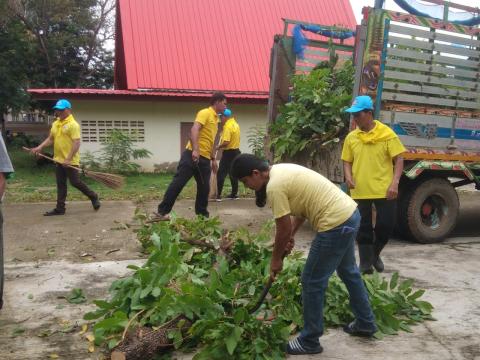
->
[270, 59, 354, 161]
[87, 129, 152, 174]
[84, 216, 433, 359]
[247, 124, 267, 159]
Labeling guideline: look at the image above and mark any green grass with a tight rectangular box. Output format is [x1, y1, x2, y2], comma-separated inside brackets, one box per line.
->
[6, 147, 250, 203]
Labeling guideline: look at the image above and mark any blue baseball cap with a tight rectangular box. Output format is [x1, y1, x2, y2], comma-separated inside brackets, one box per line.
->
[345, 96, 373, 113]
[223, 108, 232, 117]
[53, 99, 72, 110]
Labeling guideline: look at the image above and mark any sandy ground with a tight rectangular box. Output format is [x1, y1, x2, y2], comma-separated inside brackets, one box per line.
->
[1, 193, 479, 360]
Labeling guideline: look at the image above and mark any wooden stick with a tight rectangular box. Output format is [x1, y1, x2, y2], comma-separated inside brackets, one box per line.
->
[22, 147, 125, 189]
[23, 146, 83, 173]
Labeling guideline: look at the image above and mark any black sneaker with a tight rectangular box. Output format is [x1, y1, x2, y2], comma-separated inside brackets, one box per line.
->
[343, 321, 376, 337]
[227, 195, 239, 200]
[44, 209, 65, 216]
[91, 196, 101, 211]
[286, 337, 323, 355]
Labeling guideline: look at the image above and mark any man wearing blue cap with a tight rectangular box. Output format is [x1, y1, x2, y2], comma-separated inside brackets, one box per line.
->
[31, 99, 100, 215]
[215, 108, 241, 201]
[341, 96, 405, 274]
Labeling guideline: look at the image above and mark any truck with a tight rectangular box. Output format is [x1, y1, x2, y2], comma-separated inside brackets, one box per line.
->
[267, 1, 480, 244]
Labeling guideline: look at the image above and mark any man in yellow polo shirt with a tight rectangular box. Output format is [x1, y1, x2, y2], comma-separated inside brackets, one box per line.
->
[231, 154, 377, 355]
[216, 108, 241, 200]
[155, 92, 227, 219]
[31, 99, 100, 216]
[342, 95, 406, 274]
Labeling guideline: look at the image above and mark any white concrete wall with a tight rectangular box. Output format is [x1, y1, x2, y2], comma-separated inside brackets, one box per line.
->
[72, 99, 268, 171]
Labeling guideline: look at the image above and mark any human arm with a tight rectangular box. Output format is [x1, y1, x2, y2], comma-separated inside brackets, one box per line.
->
[343, 161, 356, 189]
[63, 139, 81, 166]
[386, 155, 404, 200]
[190, 122, 203, 162]
[30, 134, 54, 154]
[270, 214, 293, 279]
[286, 216, 305, 253]
[216, 140, 231, 150]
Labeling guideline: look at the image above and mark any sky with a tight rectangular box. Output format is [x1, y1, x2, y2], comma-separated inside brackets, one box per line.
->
[348, 0, 476, 24]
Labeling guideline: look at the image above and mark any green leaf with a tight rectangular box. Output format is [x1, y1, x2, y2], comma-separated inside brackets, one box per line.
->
[66, 288, 87, 304]
[152, 287, 161, 297]
[108, 338, 121, 349]
[225, 326, 244, 355]
[415, 301, 433, 314]
[399, 279, 414, 292]
[390, 272, 399, 289]
[408, 289, 425, 301]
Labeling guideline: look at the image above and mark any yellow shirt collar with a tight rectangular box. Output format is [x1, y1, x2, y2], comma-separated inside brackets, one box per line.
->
[356, 120, 396, 144]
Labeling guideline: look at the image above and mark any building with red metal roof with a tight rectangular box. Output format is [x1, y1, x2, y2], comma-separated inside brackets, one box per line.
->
[28, 0, 356, 168]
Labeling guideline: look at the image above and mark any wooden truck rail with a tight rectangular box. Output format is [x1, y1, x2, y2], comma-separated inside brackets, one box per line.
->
[354, 5, 480, 243]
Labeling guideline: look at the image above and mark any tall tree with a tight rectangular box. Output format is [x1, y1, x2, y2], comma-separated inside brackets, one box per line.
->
[7, 0, 115, 89]
[0, 0, 31, 128]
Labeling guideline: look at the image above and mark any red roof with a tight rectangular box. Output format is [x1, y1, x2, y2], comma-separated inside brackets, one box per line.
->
[28, 88, 267, 102]
[114, 0, 356, 97]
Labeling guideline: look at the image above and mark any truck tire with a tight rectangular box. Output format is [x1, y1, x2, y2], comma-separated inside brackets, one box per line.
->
[404, 178, 459, 243]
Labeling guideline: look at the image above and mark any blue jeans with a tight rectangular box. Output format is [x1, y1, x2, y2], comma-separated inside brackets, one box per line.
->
[299, 209, 377, 349]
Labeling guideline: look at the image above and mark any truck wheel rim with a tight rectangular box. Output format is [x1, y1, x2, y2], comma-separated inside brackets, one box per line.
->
[420, 195, 448, 230]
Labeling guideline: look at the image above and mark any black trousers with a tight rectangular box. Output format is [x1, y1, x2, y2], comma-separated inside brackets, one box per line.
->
[158, 150, 211, 217]
[356, 199, 397, 246]
[217, 148, 241, 198]
[56, 164, 97, 211]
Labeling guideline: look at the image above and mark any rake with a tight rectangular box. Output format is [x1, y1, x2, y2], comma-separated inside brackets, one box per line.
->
[23, 147, 125, 190]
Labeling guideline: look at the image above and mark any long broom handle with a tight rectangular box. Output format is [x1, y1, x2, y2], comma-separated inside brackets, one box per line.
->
[22, 146, 82, 173]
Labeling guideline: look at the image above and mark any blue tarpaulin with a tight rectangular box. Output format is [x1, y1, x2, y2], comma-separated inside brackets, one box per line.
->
[292, 24, 355, 59]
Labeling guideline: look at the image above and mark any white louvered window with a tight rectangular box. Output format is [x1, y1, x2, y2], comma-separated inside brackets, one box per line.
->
[81, 120, 145, 142]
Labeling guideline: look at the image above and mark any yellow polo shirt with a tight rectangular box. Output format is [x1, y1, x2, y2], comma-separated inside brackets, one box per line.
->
[220, 117, 240, 150]
[186, 107, 219, 159]
[267, 164, 357, 232]
[50, 114, 81, 165]
[341, 120, 406, 199]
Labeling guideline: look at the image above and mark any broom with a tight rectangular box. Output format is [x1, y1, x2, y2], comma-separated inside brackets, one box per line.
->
[23, 147, 125, 190]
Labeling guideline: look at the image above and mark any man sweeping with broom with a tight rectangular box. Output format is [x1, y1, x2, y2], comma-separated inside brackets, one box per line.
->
[31, 99, 100, 215]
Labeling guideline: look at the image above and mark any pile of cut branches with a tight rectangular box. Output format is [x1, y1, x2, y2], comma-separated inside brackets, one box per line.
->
[270, 58, 354, 161]
[85, 216, 434, 359]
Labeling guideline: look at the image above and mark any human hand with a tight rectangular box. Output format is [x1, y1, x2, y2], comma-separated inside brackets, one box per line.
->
[30, 146, 42, 155]
[386, 183, 399, 200]
[346, 177, 356, 189]
[270, 257, 283, 279]
[192, 150, 200, 163]
[285, 237, 295, 254]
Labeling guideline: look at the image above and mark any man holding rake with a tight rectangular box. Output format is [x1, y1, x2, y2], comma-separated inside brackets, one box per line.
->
[31, 99, 100, 216]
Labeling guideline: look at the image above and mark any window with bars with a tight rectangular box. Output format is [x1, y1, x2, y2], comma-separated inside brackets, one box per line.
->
[81, 120, 145, 142]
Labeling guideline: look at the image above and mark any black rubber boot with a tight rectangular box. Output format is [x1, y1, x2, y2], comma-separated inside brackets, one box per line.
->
[358, 244, 374, 274]
[373, 242, 387, 273]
